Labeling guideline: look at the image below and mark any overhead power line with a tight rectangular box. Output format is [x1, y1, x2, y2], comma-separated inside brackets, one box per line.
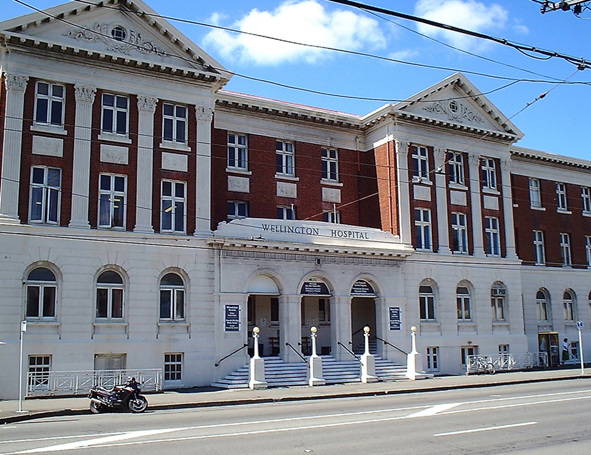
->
[326, 0, 591, 70]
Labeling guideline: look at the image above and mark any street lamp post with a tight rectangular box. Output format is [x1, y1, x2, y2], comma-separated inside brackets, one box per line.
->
[18, 320, 27, 413]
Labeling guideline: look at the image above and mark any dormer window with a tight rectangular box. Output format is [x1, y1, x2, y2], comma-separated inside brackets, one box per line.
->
[111, 26, 127, 42]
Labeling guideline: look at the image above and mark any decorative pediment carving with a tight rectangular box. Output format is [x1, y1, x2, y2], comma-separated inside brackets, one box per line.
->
[423, 100, 485, 125]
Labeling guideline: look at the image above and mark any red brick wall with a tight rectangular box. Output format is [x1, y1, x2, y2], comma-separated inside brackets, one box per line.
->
[357, 147, 381, 229]
[372, 141, 399, 235]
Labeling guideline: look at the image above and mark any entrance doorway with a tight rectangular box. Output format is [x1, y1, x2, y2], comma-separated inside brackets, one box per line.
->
[301, 296, 331, 355]
[247, 295, 279, 357]
[350, 297, 376, 354]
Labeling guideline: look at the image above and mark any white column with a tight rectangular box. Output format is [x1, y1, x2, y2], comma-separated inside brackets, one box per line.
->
[194, 106, 213, 237]
[69, 85, 96, 229]
[434, 146, 451, 254]
[395, 139, 412, 244]
[134, 95, 158, 233]
[501, 158, 518, 259]
[468, 153, 485, 257]
[0, 74, 28, 224]
[332, 295, 351, 361]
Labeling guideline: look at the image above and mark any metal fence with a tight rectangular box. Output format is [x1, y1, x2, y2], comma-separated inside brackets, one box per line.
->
[467, 353, 548, 375]
[26, 369, 163, 397]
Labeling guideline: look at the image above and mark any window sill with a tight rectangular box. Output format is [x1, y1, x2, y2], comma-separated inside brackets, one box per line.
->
[530, 205, 546, 211]
[420, 321, 440, 326]
[98, 133, 132, 144]
[30, 124, 68, 136]
[583, 212, 591, 218]
[93, 321, 128, 327]
[226, 168, 252, 176]
[482, 187, 500, 196]
[275, 173, 299, 182]
[492, 321, 509, 326]
[412, 178, 432, 185]
[448, 182, 467, 191]
[25, 320, 59, 326]
[320, 179, 343, 187]
[158, 321, 189, 327]
[557, 209, 572, 215]
[159, 142, 191, 152]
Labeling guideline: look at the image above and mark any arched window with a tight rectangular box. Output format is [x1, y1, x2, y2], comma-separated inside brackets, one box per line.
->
[563, 290, 575, 321]
[96, 271, 124, 320]
[419, 284, 436, 321]
[160, 273, 185, 320]
[536, 289, 549, 321]
[26, 267, 56, 319]
[457, 286, 471, 321]
[491, 282, 507, 322]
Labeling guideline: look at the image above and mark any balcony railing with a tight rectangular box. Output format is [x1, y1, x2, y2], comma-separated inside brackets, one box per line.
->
[467, 353, 548, 375]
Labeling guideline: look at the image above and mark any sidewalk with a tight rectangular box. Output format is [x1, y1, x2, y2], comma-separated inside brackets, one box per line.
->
[1, 368, 589, 424]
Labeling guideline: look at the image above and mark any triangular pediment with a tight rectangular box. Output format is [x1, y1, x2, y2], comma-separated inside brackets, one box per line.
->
[0, 0, 229, 82]
[393, 73, 523, 140]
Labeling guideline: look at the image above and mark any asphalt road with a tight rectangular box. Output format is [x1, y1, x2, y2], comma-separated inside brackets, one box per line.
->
[1, 379, 591, 454]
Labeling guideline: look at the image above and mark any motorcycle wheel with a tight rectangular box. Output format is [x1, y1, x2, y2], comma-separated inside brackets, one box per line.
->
[128, 396, 148, 413]
[89, 401, 103, 414]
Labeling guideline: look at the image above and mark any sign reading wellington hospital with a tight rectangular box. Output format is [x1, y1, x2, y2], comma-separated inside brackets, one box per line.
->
[260, 223, 370, 240]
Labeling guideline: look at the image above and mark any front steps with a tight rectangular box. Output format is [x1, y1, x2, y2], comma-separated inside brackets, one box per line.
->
[212, 355, 409, 389]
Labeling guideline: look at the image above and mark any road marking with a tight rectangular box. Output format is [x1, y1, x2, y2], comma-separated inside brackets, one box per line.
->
[434, 421, 537, 437]
[407, 403, 461, 418]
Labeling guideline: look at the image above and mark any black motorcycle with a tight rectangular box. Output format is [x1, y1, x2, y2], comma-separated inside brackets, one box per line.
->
[88, 377, 148, 413]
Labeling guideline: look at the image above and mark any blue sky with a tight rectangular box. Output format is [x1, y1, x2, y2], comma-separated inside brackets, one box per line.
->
[3, 0, 591, 161]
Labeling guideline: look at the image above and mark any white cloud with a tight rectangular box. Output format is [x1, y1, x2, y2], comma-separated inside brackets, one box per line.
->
[203, 0, 386, 65]
[414, 0, 509, 51]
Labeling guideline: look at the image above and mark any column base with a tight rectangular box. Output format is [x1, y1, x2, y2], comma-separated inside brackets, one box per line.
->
[249, 357, 267, 390]
[0, 214, 21, 225]
[361, 353, 378, 383]
[68, 220, 91, 229]
[133, 224, 154, 234]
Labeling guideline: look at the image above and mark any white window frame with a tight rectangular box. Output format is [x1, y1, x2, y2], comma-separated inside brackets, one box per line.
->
[451, 212, 468, 254]
[160, 273, 185, 321]
[426, 347, 439, 372]
[228, 201, 248, 220]
[563, 291, 575, 321]
[484, 216, 500, 256]
[28, 355, 51, 391]
[277, 205, 296, 220]
[161, 180, 186, 234]
[560, 232, 572, 267]
[34, 81, 65, 128]
[414, 208, 432, 251]
[529, 178, 541, 208]
[321, 148, 339, 182]
[419, 285, 436, 321]
[448, 151, 464, 185]
[586, 235, 591, 267]
[98, 174, 126, 229]
[457, 286, 472, 321]
[228, 133, 248, 171]
[461, 346, 477, 365]
[276, 141, 295, 176]
[582, 187, 591, 214]
[101, 93, 129, 137]
[29, 166, 61, 225]
[491, 282, 507, 322]
[411, 146, 429, 180]
[25, 268, 57, 320]
[533, 230, 545, 265]
[164, 353, 183, 382]
[162, 103, 187, 144]
[536, 290, 549, 321]
[323, 210, 340, 224]
[499, 344, 509, 355]
[556, 182, 568, 211]
[481, 158, 497, 190]
[96, 271, 124, 321]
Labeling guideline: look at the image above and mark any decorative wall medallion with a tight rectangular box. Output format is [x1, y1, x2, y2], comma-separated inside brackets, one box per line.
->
[228, 176, 250, 194]
[423, 100, 485, 124]
[100, 144, 129, 165]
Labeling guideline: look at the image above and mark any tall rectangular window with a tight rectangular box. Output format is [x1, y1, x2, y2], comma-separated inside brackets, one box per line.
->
[560, 232, 572, 267]
[457, 287, 471, 321]
[30, 167, 61, 224]
[451, 212, 468, 254]
[228, 133, 248, 170]
[28, 355, 51, 391]
[228, 201, 248, 220]
[529, 178, 541, 208]
[323, 210, 340, 224]
[533, 230, 545, 265]
[98, 174, 126, 228]
[321, 148, 339, 182]
[276, 141, 295, 176]
[586, 235, 591, 267]
[484, 217, 500, 256]
[419, 285, 436, 321]
[582, 187, 591, 214]
[414, 208, 432, 251]
[161, 180, 186, 233]
[162, 103, 187, 144]
[101, 93, 129, 136]
[448, 152, 464, 185]
[481, 158, 497, 190]
[556, 183, 568, 211]
[426, 347, 439, 371]
[164, 353, 183, 382]
[34, 82, 64, 127]
[277, 206, 296, 220]
[411, 146, 429, 180]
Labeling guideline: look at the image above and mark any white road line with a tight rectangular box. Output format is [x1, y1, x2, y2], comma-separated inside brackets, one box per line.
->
[407, 403, 461, 418]
[433, 421, 537, 437]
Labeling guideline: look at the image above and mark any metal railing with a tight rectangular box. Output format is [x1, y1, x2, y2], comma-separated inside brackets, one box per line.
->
[338, 341, 362, 364]
[467, 353, 548, 375]
[286, 342, 308, 364]
[215, 343, 248, 367]
[26, 369, 162, 397]
[375, 336, 408, 356]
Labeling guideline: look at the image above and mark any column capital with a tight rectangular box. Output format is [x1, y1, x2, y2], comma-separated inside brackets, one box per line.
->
[196, 105, 213, 122]
[74, 85, 96, 105]
[137, 95, 158, 113]
[5, 74, 28, 92]
[395, 139, 409, 155]
[501, 158, 512, 172]
[468, 153, 480, 166]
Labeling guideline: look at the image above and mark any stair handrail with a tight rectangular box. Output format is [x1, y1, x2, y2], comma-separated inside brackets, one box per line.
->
[337, 341, 362, 364]
[215, 343, 248, 367]
[285, 343, 308, 364]
[375, 336, 408, 356]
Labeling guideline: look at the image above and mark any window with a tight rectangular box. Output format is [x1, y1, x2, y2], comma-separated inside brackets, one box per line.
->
[35, 82, 64, 127]
[162, 103, 187, 144]
[164, 353, 183, 382]
[481, 158, 497, 190]
[533, 230, 545, 265]
[529, 178, 541, 208]
[491, 282, 507, 322]
[323, 210, 340, 224]
[411, 146, 429, 180]
[556, 183, 568, 211]
[28, 355, 51, 391]
[451, 212, 468, 254]
[30, 167, 61, 224]
[570, 341, 579, 360]
[414, 208, 432, 251]
[160, 273, 185, 320]
[101, 93, 128, 136]
[461, 346, 477, 365]
[586, 236, 591, 267]
[582, 187, 591, 214]
[536, 290, 549, 321]
[99, 174, 126, 228]
[563, 290, 575, 321]
[276, 141, 295, 176]
[25, 267, 56, 319]
[426, 347, 439, 371]
[419, 285, 436, 321]
[227, 201, 248, 220]
[277, 205, 296, 220]
[560, 233, 571, 267]
[448, 152, 464, 185]
[321, 148, 339, 182]
[499, 344, 509, 355]
[484, 217, 500, 256]
[228, 133, 248, 170]
[96, 271, 124, 320]
[457, 286, 472, 321]
[161, 180, 186, 233]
